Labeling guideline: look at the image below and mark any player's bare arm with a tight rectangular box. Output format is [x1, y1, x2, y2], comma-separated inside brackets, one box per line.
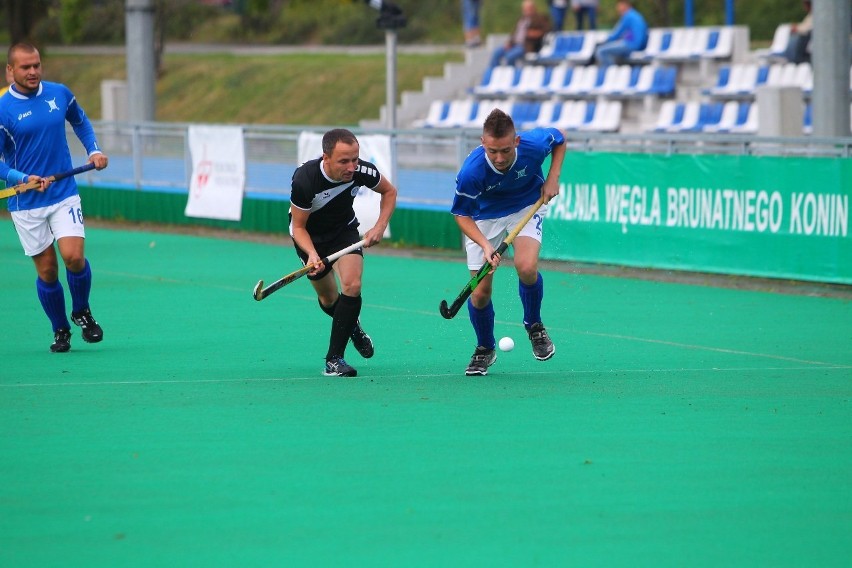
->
[363, 176, 398, 247]
[541, 132, 567, 204]
[455, 214, 500, 269]
[289, 207, 324, 274]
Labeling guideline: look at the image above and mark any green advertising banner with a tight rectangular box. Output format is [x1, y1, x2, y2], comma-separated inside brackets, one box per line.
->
[544, 152, 851, 284]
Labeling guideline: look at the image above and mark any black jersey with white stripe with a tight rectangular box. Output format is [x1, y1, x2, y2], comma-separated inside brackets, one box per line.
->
[289, 157, 382, 243]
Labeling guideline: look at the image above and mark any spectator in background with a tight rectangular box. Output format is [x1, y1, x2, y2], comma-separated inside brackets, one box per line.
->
[548, 0, 569, 32]
[572, 0, 598, 30]
[462, 0, 483, 48]
[784, 0, 812, 64]
[594, 0, 647, 67]
[489, 0, 551, 68]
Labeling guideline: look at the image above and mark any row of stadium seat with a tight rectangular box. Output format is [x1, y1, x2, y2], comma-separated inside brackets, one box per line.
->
[703, 62, 852, 99]
[651, 101, 756, 133]
[418, 99, 623, 132]
[650, 101, 852, 135]
[473, 64, 677, 100]
[418, 97, 849, 135]
[528, 26, 735, 66]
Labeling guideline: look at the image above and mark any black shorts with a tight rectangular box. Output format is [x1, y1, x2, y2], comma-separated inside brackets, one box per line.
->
[293, 227, 363, 281]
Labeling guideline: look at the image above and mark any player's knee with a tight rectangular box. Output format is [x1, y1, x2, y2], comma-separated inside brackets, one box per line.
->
[38, 266, 59, 282]
[63, 254, 86, 272]
[515, 259, 538, 281]
[340, 280, 362, 297]
[471, 285, 492, 307]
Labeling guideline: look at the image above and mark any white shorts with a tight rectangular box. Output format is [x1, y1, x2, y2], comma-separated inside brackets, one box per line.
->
[464, 203, 547, 270]
[10, 194, 86, 256]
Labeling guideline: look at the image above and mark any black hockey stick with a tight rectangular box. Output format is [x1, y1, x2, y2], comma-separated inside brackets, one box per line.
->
[0, 163, 97, 199]
[253, 239, 367, 301]
[439, 197, 545, 319]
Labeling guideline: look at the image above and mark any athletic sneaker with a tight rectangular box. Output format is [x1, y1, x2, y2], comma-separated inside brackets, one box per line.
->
[70, 308, 103, 343]
[50, 328, 72, 353]
[324, 357, 357, 377]
[527, 322, 555, 361]
[465, 346, 496, 376]
[350, 320, 374, 359]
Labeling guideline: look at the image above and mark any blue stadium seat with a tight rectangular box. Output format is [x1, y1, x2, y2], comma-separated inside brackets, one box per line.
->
[511, 101, 542, 125]
[531, 32, 587, 65]
[629, 28, 673, 64]
[504, 65, 550, 98]
[473, 65, 521, 98]
[522, 100, 563, 129]
[648, 66, 677, 96]
[539, 64, 573, 96]
[419, 100, 450, 128]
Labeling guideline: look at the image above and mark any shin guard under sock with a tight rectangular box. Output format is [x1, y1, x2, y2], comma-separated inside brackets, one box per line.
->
[519, 272, 544, 329]
[36, 278, 70, 332]
[468, 299, 496, 350]
[66, 259, 92, 314]
[327, 294, 361, 360]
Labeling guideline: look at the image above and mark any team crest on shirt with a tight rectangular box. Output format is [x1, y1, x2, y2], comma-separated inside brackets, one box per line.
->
[515, 166, 528, 180]
[351, 185, 361, 196]
[46, 98, 60, 112]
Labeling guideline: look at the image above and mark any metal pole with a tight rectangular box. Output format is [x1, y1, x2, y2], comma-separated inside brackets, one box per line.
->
[812, 0, 851, 137]
[385, 29, 397, 130]
[125, 0, 156, 122]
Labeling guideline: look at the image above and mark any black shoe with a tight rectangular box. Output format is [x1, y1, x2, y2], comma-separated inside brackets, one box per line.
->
[50, 328, 71, 353]
[350, 320, 374, 359]
[324, 357, 357, 377]
[465, 346, 496, 376]
[70, 308, 103, 343]
[527, 322, 555, 361]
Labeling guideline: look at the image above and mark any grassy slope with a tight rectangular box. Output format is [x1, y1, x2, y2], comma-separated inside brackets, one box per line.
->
[42, 51, 464, 126]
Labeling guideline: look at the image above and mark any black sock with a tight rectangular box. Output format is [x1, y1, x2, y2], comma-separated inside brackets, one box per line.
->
[318, 297, 338, 318]
[326, 294, 361, 361]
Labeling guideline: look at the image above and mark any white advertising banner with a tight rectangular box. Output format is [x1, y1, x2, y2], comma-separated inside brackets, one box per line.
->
[185, 125, 246, 221]
[297, 131, 391, 237]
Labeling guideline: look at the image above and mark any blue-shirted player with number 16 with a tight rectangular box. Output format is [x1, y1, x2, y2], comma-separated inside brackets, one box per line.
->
[1, 43, 109, 353]
[451, 108, 566, 376]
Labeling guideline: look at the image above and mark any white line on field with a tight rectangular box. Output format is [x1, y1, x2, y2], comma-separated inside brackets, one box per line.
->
[2, 365, 849, 389]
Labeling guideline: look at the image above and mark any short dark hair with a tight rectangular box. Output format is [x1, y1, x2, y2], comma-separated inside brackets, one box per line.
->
[7, 42, 38, 66]
[483, 108, 515, 139]
[322, 128, 359, 156]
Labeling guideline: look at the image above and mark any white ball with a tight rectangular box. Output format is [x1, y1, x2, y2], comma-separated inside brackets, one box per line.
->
[498, 336, 514, 352]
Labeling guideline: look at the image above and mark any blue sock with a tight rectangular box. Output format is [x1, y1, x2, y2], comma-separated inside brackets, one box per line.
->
[36, 278, 70, 332]
[519, 272, 544, 329]
[66, 259, 92, 314]
[467, 299, 495, 350]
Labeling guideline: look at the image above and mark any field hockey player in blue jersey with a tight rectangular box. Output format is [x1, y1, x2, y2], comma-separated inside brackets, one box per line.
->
[451, 108, 566, 376]
[1, 43, 109, 353]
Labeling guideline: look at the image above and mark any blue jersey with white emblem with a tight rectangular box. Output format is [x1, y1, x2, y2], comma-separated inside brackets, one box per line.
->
[451, 127, 564, 221]
[0, 81, 101, 212]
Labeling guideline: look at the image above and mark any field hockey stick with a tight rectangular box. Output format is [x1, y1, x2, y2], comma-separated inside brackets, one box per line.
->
[0, 163, 97, 199]
[439, 197, 545, 320]
[253, 238, 367, 301]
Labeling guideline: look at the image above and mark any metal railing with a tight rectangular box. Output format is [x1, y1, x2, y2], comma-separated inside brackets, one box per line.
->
[69, 121, 852, 207]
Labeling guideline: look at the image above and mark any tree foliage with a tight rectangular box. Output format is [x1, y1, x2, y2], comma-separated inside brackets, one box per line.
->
[0, 0, 810, 48]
